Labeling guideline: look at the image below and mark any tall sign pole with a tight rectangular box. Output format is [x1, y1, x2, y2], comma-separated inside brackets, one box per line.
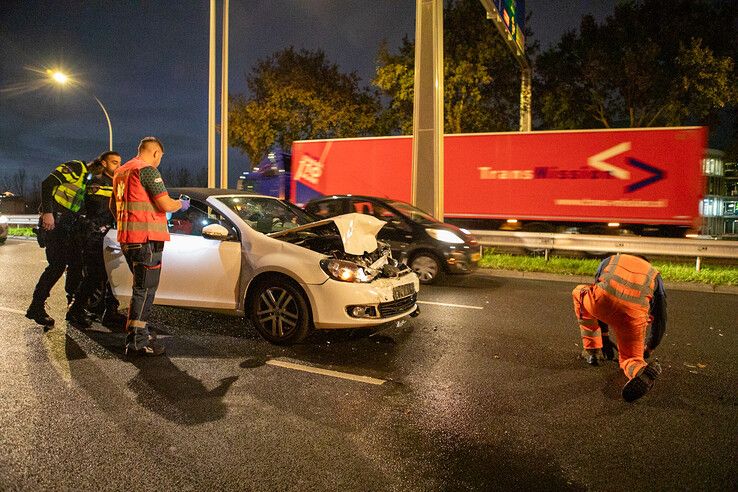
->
[220, 0, 229, 188]
[208, 0, 216, 187]
[479, 0, 531, 131]
[412, 0, 444, 220]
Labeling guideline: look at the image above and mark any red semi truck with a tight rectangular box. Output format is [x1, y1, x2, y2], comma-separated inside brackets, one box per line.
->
[254, 127, 707, 236]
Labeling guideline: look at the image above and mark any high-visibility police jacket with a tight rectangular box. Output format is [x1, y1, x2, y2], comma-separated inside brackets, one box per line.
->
[113, 157, 170, 244]
[40, 160, 89, 214]
[594, 254, 667, 350]
[85, 172, 115, 229]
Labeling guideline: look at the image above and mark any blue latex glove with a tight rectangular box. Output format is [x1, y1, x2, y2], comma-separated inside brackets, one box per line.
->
[179, 194, 191, 212]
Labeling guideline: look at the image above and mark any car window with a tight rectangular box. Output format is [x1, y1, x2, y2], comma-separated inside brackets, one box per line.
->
[387, 200, 439, 224]
[352, 200, 399, 222]
[220, 196, 314, 234]
[168, 199, 238, 240]
[306, 199, 346, 218]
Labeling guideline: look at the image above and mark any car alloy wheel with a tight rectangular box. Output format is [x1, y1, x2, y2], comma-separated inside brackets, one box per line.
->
[410, 253, 442, 284]
[249, 277, 311, 344]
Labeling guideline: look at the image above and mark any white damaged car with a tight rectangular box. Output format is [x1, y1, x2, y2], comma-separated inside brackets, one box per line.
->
[103, 188, 420, 344]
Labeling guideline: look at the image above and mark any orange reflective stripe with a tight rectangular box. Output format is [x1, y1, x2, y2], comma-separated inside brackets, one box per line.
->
[119, 221, 169, 232]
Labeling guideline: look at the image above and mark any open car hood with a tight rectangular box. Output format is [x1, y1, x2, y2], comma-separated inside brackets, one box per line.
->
[269, 213, 385, 255]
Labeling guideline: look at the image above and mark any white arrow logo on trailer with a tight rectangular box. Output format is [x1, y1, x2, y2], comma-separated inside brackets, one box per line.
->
[587, 142, 631, 180]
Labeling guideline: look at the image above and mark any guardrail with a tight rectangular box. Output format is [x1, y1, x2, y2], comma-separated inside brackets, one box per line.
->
[2, 214, 38, 226]
[469, 230, 738, 271]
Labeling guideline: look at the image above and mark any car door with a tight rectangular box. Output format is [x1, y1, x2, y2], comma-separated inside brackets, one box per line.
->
[349, 199, 414, 256]
[103, 199, 242, 310]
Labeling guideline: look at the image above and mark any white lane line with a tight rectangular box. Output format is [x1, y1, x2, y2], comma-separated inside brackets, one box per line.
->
[416, 300, 484, 310]
[0, 306, 27, 315]
[266, 359, 386, 386]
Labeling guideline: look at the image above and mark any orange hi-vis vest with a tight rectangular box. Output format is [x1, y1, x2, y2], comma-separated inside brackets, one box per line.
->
[113, 158, 170, 244]
[596, 254, 658, 311]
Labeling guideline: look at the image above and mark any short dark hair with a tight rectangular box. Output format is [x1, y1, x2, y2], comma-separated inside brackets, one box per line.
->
[138, 136, 164, 153]
[98, 151, 120, 162]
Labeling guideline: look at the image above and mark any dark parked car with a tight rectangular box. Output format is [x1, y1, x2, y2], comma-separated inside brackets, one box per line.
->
[305, 195, 480, 284]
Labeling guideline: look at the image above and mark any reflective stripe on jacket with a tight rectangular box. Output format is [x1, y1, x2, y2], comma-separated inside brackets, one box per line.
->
[596, 254, 657, 310]
[52, 160, 88, 212]
[113, 159, 170, 243]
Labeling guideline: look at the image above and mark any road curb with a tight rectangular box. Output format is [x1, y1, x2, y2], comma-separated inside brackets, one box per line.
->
[476, 268, 738, 295]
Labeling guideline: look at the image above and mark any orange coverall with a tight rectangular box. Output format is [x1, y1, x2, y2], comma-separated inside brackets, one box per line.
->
[572, 254, 667, 380]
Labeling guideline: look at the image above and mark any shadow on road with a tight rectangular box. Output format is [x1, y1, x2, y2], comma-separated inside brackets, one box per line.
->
[65, 325, 238, 425]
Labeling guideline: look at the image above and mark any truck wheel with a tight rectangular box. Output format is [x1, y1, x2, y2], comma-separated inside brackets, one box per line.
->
[248, 277, 311, 345]
[410, 252, 443, 284]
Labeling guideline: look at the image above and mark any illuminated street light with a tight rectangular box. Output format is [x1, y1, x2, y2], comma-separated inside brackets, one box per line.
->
[47, 69, 113, 151]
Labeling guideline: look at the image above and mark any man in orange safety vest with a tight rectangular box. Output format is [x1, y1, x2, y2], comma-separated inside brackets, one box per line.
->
[572, 253, 666, 402]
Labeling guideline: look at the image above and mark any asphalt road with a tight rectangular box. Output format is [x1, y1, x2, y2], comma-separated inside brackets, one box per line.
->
[1, 238, 736, 491]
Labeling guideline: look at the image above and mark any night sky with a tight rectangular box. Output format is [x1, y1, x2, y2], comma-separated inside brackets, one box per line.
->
[0, 0, 615, 187]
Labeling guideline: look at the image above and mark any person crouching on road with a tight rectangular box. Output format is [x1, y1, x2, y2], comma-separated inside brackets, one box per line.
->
[110, 137, 190, 356]
[571, 253, 667, 402]
[67, 151, 127, 330]
[26, 159, 90, 327]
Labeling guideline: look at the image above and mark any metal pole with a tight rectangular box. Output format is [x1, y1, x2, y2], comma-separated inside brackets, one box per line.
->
[520, 66, 532, 132]
[92, 95, 113, 151]
[208, 0, 216, 187]
[220, 0, 229, 189]
[412, 0, 444, 220]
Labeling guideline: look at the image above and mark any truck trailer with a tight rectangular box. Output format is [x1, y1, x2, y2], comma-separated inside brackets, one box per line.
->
[242, 127, 707, 237]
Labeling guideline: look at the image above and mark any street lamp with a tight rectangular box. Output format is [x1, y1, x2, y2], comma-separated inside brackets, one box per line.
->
[48, 70, 113, 151]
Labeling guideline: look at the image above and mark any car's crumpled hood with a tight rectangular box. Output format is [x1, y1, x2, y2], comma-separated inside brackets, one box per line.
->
[269, 213, 385, 255]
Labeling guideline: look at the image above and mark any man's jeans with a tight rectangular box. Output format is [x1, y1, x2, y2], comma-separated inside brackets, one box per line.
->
[122, 241, 164, 348]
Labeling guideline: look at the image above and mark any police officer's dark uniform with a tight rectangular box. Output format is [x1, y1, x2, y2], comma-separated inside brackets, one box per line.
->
[66, 170, 126, 329]
[26, 160, 89, 326]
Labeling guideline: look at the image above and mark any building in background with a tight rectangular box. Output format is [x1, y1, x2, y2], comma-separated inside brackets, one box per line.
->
[700, 149, 738, 238]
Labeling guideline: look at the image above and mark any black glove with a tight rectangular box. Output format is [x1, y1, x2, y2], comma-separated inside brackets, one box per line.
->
[602, 337, 618, 360]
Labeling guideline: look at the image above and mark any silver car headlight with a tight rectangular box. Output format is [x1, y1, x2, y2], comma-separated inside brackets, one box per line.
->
[426, 228, 464, 244]
[320, 259, 373, 283]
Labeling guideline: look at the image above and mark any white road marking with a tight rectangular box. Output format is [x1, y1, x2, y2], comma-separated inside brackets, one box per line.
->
[416, 300, 483, 310]
[266, 359, 386, 385]
[0, 306, 27, 316]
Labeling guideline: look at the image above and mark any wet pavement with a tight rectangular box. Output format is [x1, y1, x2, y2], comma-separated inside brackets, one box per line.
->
[1, 238, 736, 490]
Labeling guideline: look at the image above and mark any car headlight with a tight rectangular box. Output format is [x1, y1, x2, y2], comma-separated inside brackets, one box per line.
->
[320, 259, 372, 283]
[426, 228, 464, 244]
[0, 216, 8, 225]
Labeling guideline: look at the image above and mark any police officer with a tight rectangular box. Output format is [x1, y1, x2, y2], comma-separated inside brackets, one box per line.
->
[67, 151, 127, 329]
[112, 137, 189, 356]
[572, 254, 666, 402]
[26, 159, 90, 327]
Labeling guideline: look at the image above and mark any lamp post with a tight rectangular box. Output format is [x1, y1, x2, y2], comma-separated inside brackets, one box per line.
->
[48, 70, 113, 151]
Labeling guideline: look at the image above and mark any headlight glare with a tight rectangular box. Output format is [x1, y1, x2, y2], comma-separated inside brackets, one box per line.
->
[320, 259, 371, 283]
[427, 228, 465, 244]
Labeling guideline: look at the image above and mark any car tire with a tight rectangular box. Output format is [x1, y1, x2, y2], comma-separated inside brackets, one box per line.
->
[410, 252, 443, 284]
[248, 277, 311, 345]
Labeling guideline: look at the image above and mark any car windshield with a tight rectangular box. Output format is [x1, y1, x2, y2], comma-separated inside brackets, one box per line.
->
[219, 196, 315, 234]
[387, 200, 439, 224]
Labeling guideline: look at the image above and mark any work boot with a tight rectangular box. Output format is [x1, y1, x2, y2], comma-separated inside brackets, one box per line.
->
[622, 361, 662, 403]
[582, 348, 604, 366]
[124, 329, 165, 357]
[102, 311, 127, 330]
[66, 309, 93, 330]
[26, 304, 55, 327]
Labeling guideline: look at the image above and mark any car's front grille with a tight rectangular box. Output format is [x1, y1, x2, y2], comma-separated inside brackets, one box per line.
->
[379, 293, 417, 318]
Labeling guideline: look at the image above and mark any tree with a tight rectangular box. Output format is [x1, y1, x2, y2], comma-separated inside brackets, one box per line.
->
[373, 0, 532, 134]
[228, 47, 380, 164]
[534, 0, 738, 129]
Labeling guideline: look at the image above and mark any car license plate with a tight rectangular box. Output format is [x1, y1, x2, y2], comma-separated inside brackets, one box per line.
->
[471, 252, 481, 262]
[393, 283, 415, 300]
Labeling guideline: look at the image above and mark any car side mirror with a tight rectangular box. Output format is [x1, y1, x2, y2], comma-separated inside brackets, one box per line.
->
[202, 223, 230, 241]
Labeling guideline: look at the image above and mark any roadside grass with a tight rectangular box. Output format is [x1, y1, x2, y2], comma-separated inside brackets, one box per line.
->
[7, 226, 34, 237]
[480, 249, 738, 287]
